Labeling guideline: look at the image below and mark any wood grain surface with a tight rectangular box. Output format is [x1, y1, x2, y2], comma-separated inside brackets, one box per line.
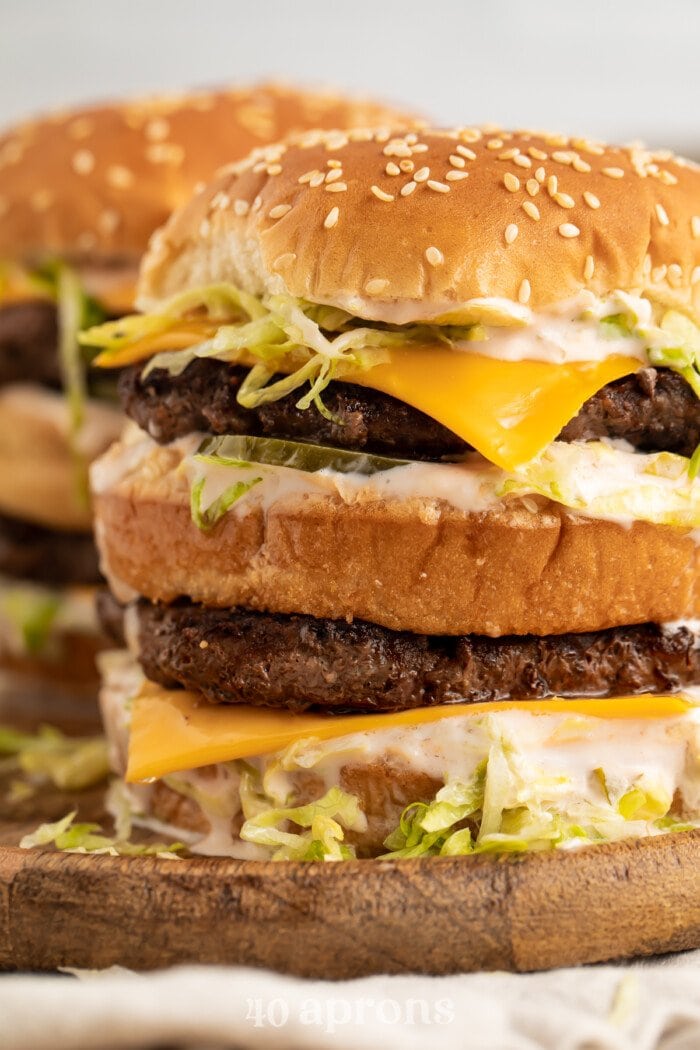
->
[2, 780, 700, 976]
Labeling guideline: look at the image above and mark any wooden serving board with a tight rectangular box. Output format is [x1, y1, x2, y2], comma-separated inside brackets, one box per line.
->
[2, 777, 700, 976]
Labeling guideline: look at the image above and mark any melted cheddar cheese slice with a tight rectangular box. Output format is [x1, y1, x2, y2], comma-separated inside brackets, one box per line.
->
[93, 315, 640, 470]
[126, 680, 695, 782]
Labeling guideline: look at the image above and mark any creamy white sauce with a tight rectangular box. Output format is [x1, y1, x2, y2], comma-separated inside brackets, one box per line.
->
[101, 653, 700, 860]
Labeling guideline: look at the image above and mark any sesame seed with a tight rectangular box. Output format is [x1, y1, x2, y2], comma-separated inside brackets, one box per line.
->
[199, 640, 209, 650]
[445, 170, 469, 181]
[199, 218, 211, 237]
[327, 159, 342, 168]
[371, 185, 394, 202]
[652, 264, 667, 283]
[547, 175, 558, 195]
[68, 117, 94, 140]
[504, 172, 520, 192]
[324, 206, 340, 228]
[425, 246, 444, 266]
[267, 164, 282, 176]
[145, 117, 170, 141]
[584, 255, 595, 280]
[298, 169, 319, 184]
[97, 209, 120, 234]
[399, 159, 414, 173]
[326, 182, 347, 192]
[667, 263, 683, 287]
[518, 279, 531, 304]
[658, 170, 678, 186]
[525, 179, 539, 197]
[309, 172, 325, 187]
[602, 167, 625, 179]
[522, 200, 540, 221]
[414, 166, 430, 183]
[583, 191, 601, 209]
[498, 148, 520, 161]
[410, 143, 429, 154]
[269, 204, 292, 219]
[655, 203, 670, 226]
[449, 154, 466, 168]
[572, 157, 592, 173]
[692, 216, 700, 239]
[642, 254, 652, 276]
[487, 138, 504, 150]
[559, 223, 580, 238]
[513, 154, 532, 169]
[365, 278, 389, 295]
[459, 130, 481, 144]
[385, 161, 401, 176]
[505, 223, 519, 244]
[147, 143, 184, 165]
[456, 145, 476, 160]
[400, 181, 417, 196]
[72, 149, 95, 175]
[552, 151, 573, 165]
[554, 192, 575, 209]
[234, 199, 250, 216]
[528, 147, 548, 161]
[427, 180, 450, 193]
[535, 166, 546, 183]
[325, 168, 343, 183]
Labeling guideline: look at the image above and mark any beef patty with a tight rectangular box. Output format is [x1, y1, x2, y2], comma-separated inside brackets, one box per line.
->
[100, 595, 700, 713]
[120, 358, 700, 460]
[0, 511, 101, 586]
[0, 301, 61, 387]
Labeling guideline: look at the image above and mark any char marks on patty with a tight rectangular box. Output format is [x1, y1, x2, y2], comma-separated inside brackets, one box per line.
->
[120, 359, 700, 460]
[100, 594, 700, 713]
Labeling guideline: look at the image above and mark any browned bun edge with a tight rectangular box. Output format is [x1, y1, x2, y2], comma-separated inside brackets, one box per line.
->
[0, 386, 123, 531]
[94, 487, 700, 636]
[0, 83, 421, 265]
[139, 127, 700, 321]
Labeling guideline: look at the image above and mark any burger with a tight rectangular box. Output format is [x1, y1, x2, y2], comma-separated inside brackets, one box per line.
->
[87, 126, 700, 863]
[0, 86, 414, 718]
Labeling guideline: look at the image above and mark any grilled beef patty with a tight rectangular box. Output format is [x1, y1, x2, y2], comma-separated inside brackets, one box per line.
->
[100, 594, 700, 713]
[120, 358, 700, 460]
[0, 301, 61, 387]
[0, 511, 101, 586]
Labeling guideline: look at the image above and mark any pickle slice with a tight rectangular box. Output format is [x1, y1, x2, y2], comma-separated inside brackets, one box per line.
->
[196, 434, 412, 475]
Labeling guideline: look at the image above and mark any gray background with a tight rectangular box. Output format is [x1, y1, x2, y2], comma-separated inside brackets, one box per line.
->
[1, 0, 699, 154]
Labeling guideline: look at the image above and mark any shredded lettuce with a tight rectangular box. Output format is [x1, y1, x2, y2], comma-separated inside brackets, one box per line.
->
[19, 810, 184, 857]
[498, 441, 700, 528]
[647, 310, 700, 399]
[0, 585, 61, 655]
[0, 723, 110, 792]
[239, 772, 366, 861]
[190, 473, 262, 530]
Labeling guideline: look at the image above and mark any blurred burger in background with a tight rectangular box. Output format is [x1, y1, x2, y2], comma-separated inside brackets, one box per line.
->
[0, 83, 418, 720]
[87, 125, 700, 870]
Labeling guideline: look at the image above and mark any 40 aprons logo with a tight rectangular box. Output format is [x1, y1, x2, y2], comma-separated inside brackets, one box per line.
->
[245, 995, 455, 1033]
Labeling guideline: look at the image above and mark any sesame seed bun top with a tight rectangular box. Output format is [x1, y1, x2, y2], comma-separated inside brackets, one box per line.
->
[0, 84, 419, 273]
[138, 126, 700, 323]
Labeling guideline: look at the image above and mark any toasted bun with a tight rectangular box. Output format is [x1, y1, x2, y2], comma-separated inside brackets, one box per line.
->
[92, 447, 700, 635]
[138, 127, 700, 323]
[0, 385, 122, 530]
[0, 84, 418, 269]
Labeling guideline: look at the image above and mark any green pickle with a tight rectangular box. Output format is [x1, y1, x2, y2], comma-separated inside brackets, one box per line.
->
[196, 434, 413, 476]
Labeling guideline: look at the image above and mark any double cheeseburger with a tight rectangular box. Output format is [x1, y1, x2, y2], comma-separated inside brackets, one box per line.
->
[0, 85, 414, 717]
[89, 126, 700, 861]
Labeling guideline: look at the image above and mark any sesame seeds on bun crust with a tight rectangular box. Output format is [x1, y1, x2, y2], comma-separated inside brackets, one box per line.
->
[138, 127, 700, 323]
[0, 84, 419, 269]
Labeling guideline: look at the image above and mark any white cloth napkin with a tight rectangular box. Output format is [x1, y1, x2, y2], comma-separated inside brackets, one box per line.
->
[3, 952, 700, 1050]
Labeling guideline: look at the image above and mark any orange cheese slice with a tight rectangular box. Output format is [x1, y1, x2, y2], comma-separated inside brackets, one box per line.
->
[126, 680, 695, 782]
[352, 348, 639, 470]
